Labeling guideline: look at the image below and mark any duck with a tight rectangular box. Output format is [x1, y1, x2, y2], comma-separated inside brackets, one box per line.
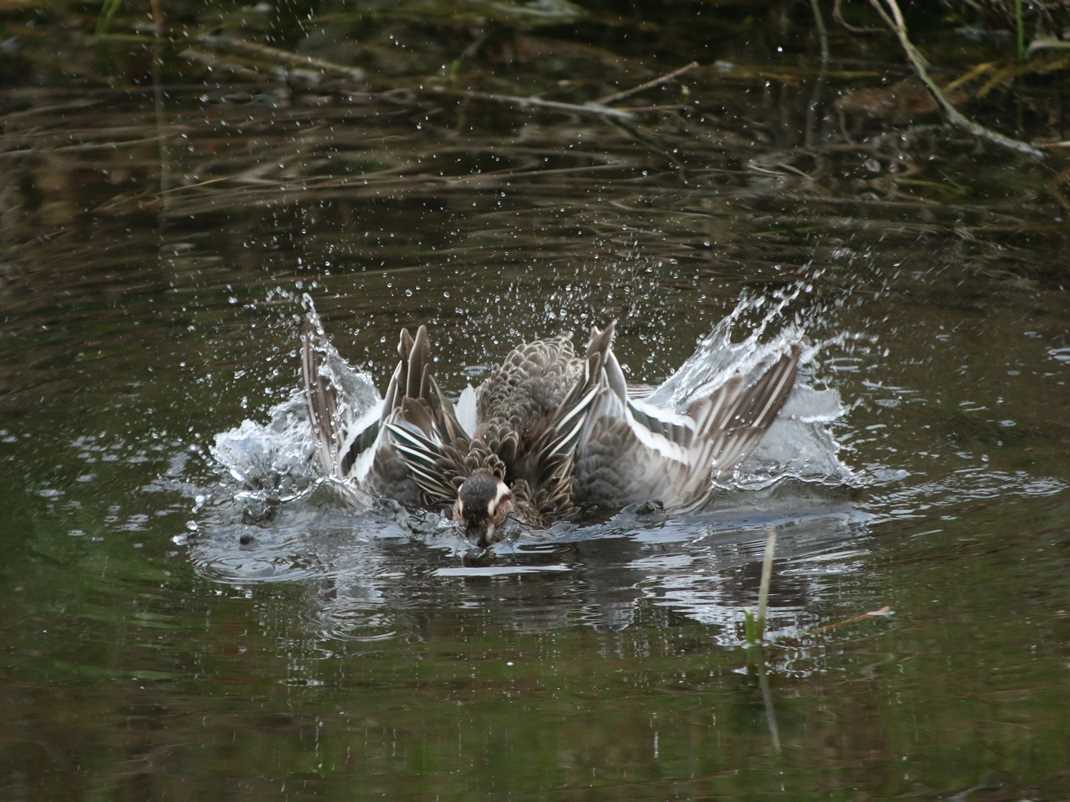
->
[301, 306, 800, 550]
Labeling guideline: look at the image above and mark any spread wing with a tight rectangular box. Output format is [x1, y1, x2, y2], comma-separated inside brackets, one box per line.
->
[573, 339, 800, 513]
[380, 325, 471, 505]
[301, 302, 467, 505]
[300, 296, 383, 481]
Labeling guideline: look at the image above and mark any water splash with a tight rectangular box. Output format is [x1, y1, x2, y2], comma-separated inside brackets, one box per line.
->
[646, 282, 856, 490]
[209, 296, 382, 507]
[211, 288, 854, 515]
[193, 288, 867, 642]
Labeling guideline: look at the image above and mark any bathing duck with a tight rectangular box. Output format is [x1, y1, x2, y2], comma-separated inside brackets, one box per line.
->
[301, 312, 799, 549]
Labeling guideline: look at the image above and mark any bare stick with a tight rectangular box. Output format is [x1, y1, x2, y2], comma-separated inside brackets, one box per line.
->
[809, 0, 830, 63]
[432, 87, 635, 121]
[758, 661, 782, 753]
[833, 0, 882, 33]
[1026, 37, 1070, 58]
[757, 526, 777, 627]
[196, 34, 366, 82]
[869, 0, 1044, 159]
[812, 606, 893, 634]
[596, 61, 699, 106]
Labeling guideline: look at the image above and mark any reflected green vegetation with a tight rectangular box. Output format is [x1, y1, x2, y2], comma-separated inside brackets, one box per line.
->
[2, 0, 1070, 800]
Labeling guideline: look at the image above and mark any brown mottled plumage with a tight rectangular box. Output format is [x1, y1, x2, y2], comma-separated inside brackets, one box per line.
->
[302, 307, 799, 550]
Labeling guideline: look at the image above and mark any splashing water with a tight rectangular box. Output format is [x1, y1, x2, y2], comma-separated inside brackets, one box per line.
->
[645, 282, 853, 490]
[210, 289, 855, 520]
[210, 295, 383, 510]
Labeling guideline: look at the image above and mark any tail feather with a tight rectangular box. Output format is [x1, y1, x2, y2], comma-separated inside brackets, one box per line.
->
[406, 325, 430, 401]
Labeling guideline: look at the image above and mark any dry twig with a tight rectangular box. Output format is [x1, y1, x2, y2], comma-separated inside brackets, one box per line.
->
[196, 34, 366, 82]
[432, 87, 635, 121]
[812, 606, 894, 634]
[833, 0, 882, 33]
[596, 61, 700, 105]
[868, 0, 1044, 159]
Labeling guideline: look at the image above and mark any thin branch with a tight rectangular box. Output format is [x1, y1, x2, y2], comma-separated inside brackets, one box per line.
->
[757, 526, 776, 627]
[431, 87, 635, 121]
[195, 34, 366, 82]
[811, 606, 894, 634]
[871, 0, 897, 31]
[1026, 37, 1070, 58]
[606, 116, 688, 181]
[596, 61, 700, 106]
[869, 0, 1045, 159]
[809, 0, 830, 63]
[832, 0, 882, 33]
[615, 104, 690, 113]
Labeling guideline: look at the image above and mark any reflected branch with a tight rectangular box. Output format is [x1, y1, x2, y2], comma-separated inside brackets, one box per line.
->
[758, 658, 782, 754]
[757, 526, 776, 626]
[812, 606, 894, 634]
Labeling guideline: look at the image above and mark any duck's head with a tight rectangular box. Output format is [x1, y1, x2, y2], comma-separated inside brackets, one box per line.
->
[453, 471, 512, 549]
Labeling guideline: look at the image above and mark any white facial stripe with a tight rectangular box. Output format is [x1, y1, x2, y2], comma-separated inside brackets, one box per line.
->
[487, 481, 511, 515]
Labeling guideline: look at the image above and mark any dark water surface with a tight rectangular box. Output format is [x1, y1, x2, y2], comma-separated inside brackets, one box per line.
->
[3, 3, 1070, 800]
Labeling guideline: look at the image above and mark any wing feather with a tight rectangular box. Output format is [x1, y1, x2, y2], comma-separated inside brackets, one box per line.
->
[574, 342, 801, 511]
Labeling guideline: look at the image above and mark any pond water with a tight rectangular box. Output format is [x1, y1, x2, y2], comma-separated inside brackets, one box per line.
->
[2, 3, 1070, 800]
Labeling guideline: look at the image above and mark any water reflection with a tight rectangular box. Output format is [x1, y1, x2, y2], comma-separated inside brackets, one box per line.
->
[185, 475, 872, 646]
[3, 3, 1070, 799]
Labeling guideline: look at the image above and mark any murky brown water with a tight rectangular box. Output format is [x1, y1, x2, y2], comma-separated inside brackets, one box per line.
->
[3, 2, 1070, 800]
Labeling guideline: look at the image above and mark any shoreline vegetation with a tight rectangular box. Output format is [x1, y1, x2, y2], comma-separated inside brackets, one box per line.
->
[2, 1, 1069, 160]
[3, 1, 1068, 220]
